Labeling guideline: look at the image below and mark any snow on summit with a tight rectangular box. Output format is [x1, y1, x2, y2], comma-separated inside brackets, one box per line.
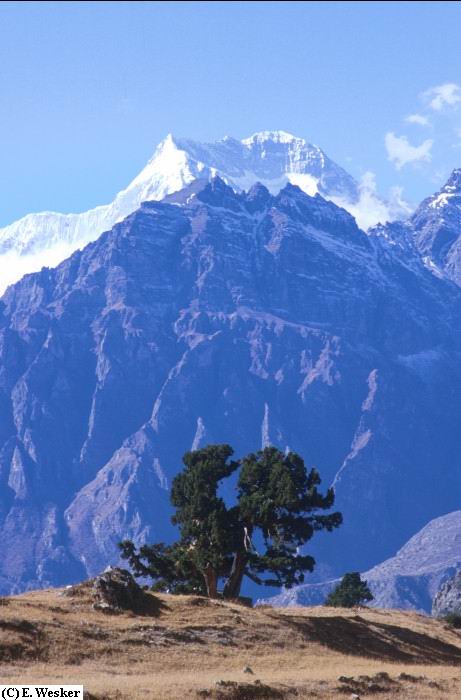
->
[241, 130, 301, 144]
[0, 130, 402, 292]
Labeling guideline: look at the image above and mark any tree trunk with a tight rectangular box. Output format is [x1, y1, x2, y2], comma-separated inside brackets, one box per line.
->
[223, 551, 246, 599]
[204, 565, 218, 598]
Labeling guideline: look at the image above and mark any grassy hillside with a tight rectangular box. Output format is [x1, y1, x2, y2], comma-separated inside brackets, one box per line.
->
[1, 582, 461, 699]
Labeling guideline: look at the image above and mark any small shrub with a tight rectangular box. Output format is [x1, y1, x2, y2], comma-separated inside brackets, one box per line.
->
[325, 572, 373, 607]
[443, 613, 461, 628]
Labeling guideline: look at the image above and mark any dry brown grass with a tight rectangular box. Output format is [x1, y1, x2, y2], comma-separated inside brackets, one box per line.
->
[1, 585, 461, 699]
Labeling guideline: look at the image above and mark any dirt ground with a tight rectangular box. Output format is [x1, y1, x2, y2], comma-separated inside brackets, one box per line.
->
[1, 584, 461, 699]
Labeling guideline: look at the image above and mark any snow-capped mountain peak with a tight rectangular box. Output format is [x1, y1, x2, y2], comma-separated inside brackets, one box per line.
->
[0, 130, 403, 292]
[241, 129, 302, 145]
[445, 167, 461, 188]
[427, 168, 461, 210]
[112, 132, 211, 209]
[408, 169, 461, 285]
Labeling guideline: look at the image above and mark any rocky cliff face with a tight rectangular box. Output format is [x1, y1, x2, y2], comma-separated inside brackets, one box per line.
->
[1, 177, 461, 594]
[411, 169, 461, 284]
[433, 569, 461, 617]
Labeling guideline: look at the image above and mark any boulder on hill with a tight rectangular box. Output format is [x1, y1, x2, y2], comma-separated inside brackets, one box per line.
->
[92, 567, 146, 613]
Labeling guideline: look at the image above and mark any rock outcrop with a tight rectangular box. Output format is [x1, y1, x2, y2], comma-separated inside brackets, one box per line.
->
[92, 567, 145, 613]
[433, 570, 461, 618]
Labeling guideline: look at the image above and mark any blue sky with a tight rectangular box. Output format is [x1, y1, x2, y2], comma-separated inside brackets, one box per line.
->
[1, 1, 461, 226]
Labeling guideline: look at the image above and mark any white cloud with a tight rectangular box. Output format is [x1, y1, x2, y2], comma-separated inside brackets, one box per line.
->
[423, 83, 461, 111]
[385, 132, 433, 170]
[331, 171, 412, 230]
[387, 185, 413, 219]
[405, 113, 430, 127]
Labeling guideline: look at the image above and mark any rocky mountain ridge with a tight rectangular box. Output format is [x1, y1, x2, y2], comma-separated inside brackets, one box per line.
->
[1, 175, 461, 594]
[0, 130, 381, 293]
[411, 169, 461, 285]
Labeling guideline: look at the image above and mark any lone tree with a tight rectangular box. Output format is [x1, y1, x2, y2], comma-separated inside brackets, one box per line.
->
[120, 444, 342, 599]
[325, 572, 373, 608]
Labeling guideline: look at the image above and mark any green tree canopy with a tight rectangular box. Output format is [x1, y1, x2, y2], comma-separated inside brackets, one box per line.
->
[325, 572, 374, 608]
[120, 444, 342, 599]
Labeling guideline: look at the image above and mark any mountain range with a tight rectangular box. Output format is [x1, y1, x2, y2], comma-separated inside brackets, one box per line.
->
[1, 132, 461, 609]
[0, 131, 406, 294]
